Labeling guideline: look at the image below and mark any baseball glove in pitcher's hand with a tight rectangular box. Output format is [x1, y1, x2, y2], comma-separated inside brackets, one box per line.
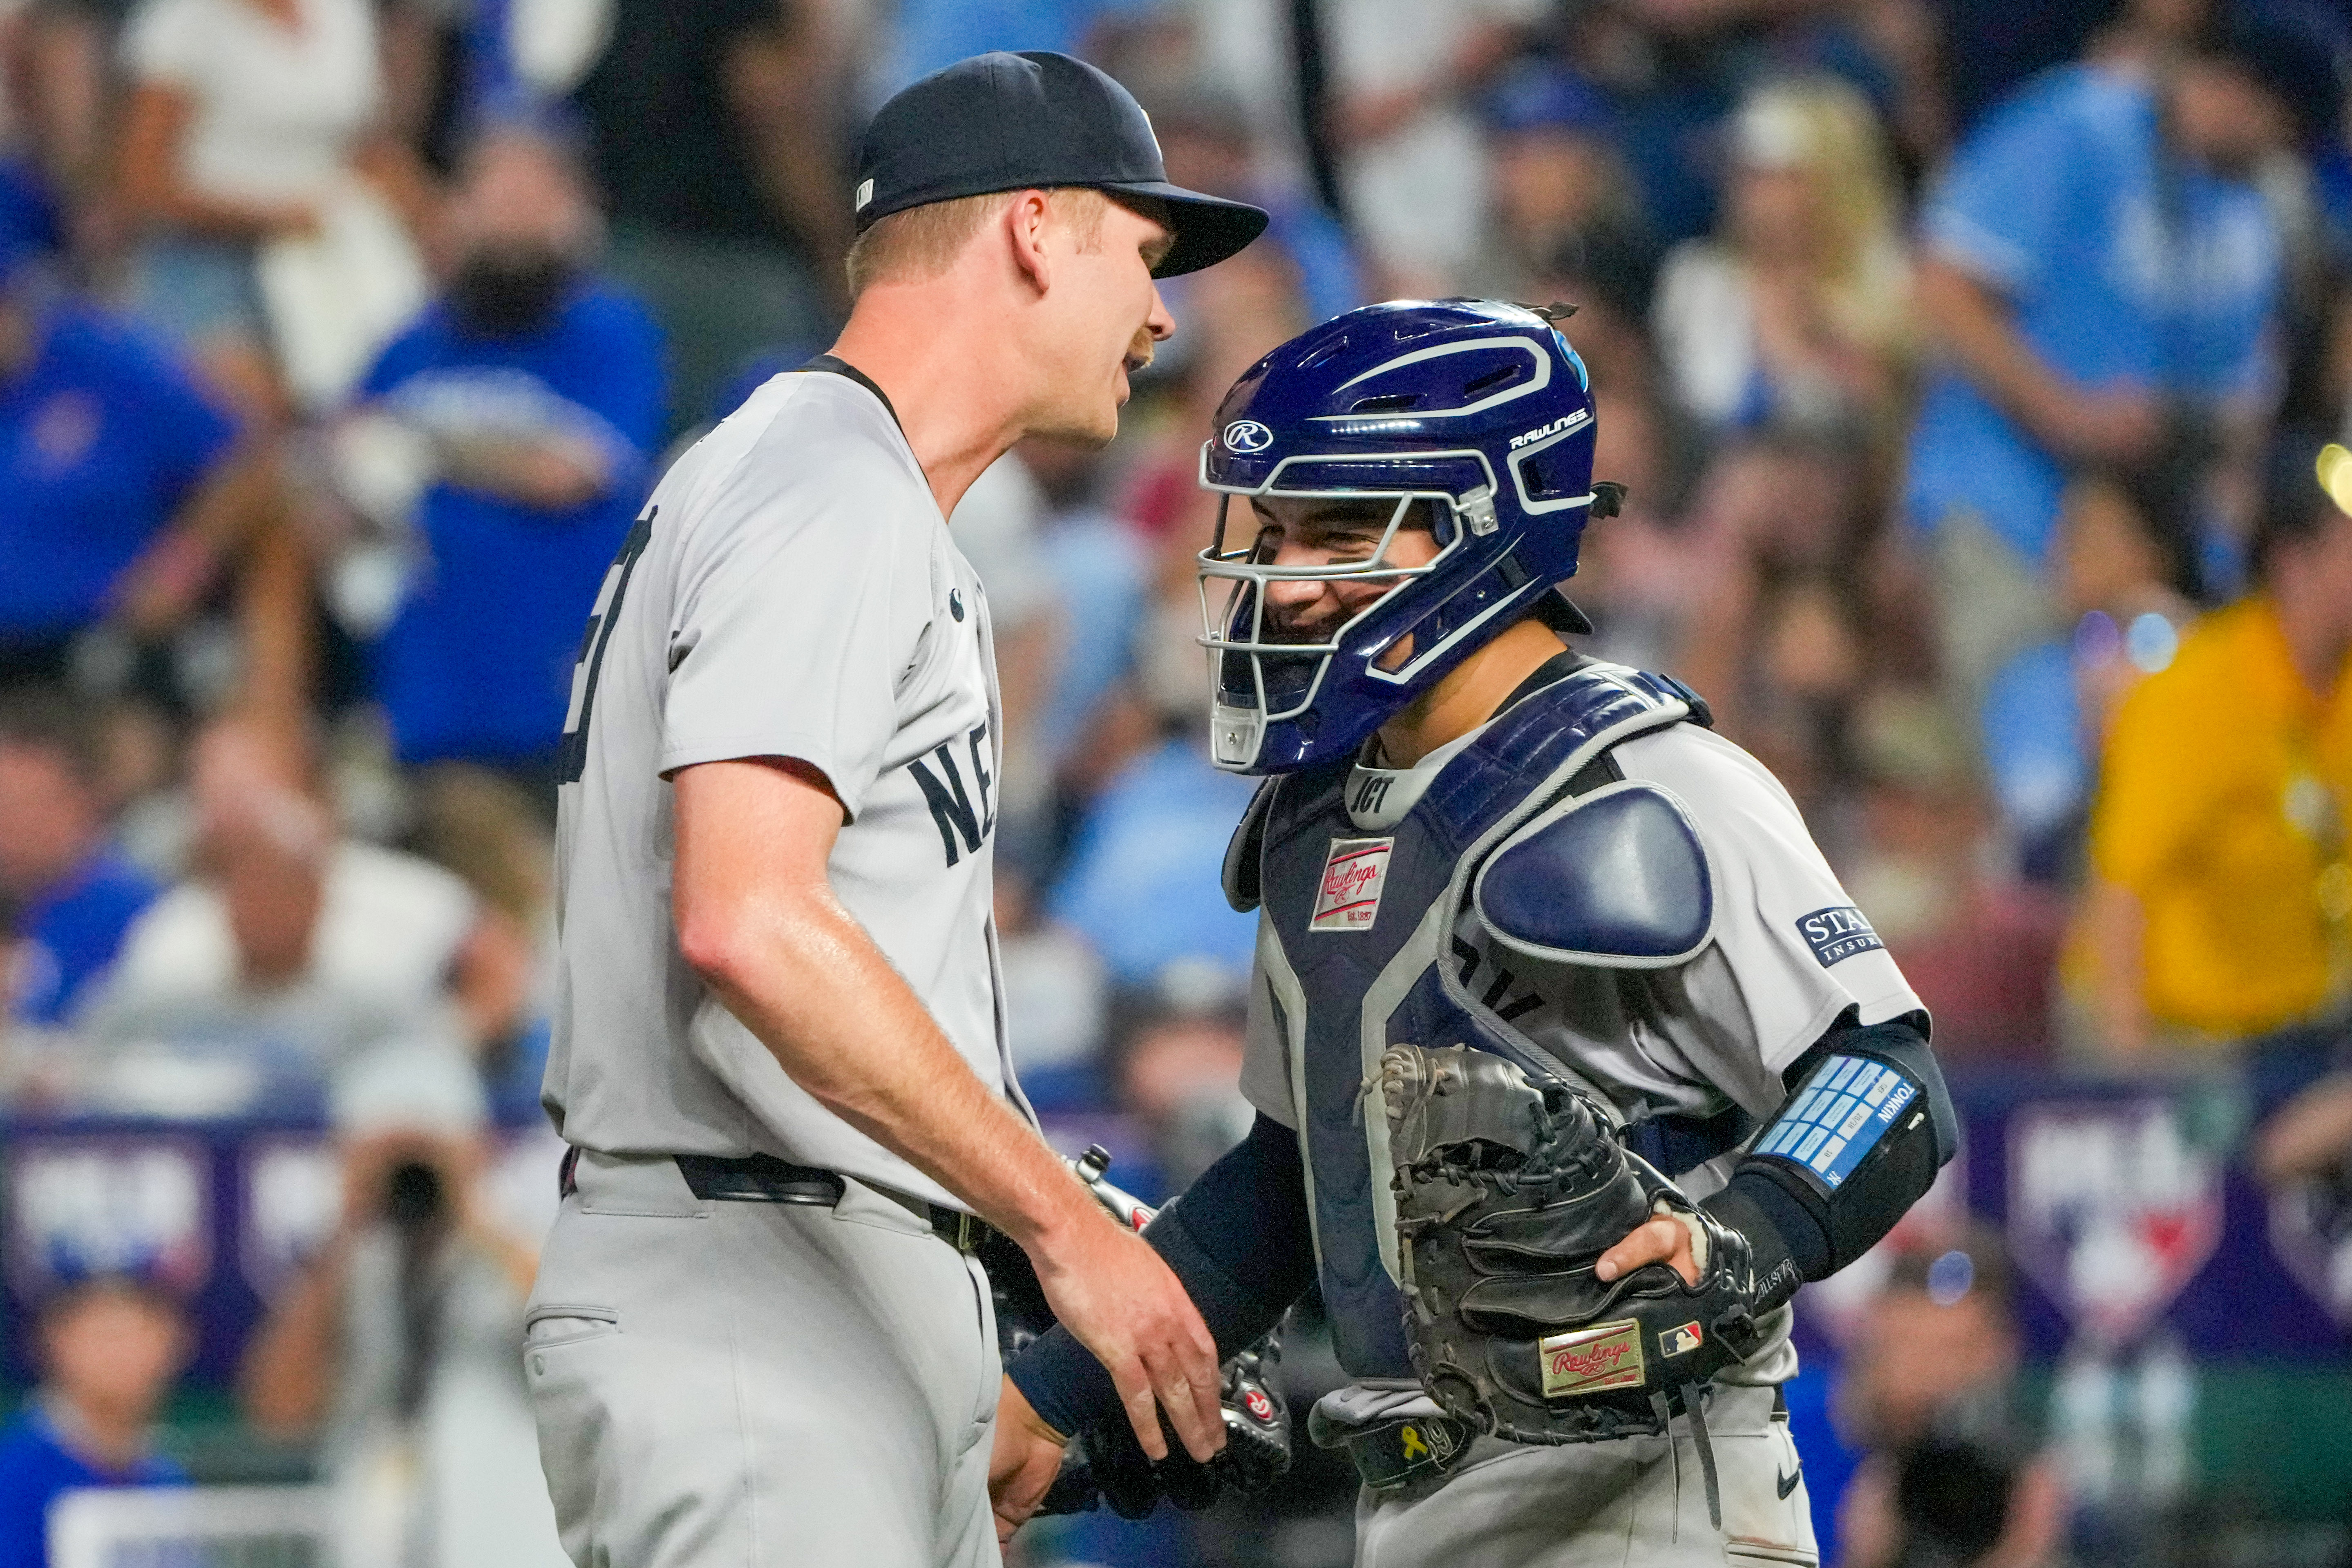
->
[1382, 1043, 1775, 1454]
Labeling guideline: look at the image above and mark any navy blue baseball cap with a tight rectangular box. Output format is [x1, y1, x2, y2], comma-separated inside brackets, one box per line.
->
[854, 51, 1268, 278]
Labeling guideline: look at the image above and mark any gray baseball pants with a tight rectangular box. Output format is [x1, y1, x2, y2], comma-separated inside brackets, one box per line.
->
[524, 1151, 1000, 1568]
[1354, 1384, 1818, 1567]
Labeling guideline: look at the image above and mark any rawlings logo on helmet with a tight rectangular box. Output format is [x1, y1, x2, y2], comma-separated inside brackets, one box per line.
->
[1509, 411, 1588, 450]
[1221, 419, 1274, 453]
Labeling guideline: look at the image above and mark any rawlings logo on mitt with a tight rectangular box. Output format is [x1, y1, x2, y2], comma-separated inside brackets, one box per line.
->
[1380, 1043, 1772, 1445]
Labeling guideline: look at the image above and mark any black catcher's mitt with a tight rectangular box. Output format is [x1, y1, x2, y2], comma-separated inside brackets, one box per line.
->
[1381, 1043, 1775, 1446]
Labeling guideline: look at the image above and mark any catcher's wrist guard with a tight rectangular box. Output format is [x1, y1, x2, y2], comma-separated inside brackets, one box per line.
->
[1678, 1011, 1953, 1306]
[1730, 1012, 1953, 1278]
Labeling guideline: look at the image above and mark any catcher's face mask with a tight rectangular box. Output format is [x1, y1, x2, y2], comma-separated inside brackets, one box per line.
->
[1199, 486, 1467, 764]
[1194, 299, 1605, 775]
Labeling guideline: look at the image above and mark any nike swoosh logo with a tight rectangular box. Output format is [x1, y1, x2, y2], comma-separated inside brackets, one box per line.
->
[1777, 1467, 1802, 1500]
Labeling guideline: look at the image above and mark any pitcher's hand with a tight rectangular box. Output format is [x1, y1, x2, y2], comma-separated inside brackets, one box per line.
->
[1027, 1209, 1223, 1464]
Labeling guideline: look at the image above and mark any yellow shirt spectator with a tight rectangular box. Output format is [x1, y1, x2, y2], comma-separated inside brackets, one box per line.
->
[2090, 596, 2352, 1040]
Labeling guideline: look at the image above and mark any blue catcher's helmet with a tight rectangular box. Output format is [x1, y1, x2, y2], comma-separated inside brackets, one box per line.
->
[1196, 299, 1612, 774]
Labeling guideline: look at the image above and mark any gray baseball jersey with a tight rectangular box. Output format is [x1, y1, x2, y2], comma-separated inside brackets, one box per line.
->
[543, 364, 1017, 1211]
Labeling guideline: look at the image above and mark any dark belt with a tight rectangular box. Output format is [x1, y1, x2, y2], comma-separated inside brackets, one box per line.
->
[1312, 1385, 1788, 1493]
[556, 1147, 986, 1253]
[1315, 1410, 1478, 1491]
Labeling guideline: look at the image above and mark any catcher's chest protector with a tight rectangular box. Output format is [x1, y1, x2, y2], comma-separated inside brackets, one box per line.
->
[1246, 663, 1702, 1379]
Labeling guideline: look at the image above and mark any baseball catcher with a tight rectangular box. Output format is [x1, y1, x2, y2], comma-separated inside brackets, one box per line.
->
[990, 300, 1956, 1566]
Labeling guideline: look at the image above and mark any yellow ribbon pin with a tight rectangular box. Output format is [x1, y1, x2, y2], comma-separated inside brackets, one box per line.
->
[1399, 1425, 1429, 1461]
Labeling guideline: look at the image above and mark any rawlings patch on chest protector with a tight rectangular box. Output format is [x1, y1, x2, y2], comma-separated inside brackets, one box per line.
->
[1538, 1319, 1647, 1397]
[1311, 838, 1394, 931]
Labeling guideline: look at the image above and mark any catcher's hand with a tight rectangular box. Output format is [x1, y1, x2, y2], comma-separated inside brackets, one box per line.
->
[1381, 1043, 1772, 1445]
[1599, 1209, 1701, 1287]
[989, 1380, 1071, 1547]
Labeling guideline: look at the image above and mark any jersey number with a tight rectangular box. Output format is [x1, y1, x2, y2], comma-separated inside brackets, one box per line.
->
[558, 507, 655, 784]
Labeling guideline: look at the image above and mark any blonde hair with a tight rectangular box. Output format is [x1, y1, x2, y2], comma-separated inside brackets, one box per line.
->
[844, 187, 1110, 298]
[1736, 78, 1908, 348]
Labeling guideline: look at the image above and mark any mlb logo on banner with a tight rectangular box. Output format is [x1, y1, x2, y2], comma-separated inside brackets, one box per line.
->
[1312, 838, 1394, 931]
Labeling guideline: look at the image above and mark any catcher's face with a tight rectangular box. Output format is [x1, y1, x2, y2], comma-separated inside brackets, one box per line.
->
[1251, 496, 1441, 663]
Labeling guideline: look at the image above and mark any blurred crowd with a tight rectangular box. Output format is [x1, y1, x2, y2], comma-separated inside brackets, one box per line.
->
[1, 0, 2351, 1565]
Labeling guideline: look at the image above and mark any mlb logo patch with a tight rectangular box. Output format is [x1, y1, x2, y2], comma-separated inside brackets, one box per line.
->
[1661, 1321, 1703, 1358]
[1796, 905, 1884, 968]
[1312, 838, 1394, 931]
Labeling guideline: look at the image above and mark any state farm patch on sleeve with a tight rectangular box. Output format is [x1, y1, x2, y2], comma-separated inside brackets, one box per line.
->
[1312, 837, 1394, 931]
[1795, 905, 1884, 967]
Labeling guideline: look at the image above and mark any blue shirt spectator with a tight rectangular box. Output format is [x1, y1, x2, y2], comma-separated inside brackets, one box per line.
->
[1037, 505, 1148, 772]
[0, 1276, 191, 1568]
[0, 299, 237, 645]
[0, 1402, 186, 1568]
[2, 689, 160, 1029]
[351, 126, 665, 773]
[11, 852, 161, 1028]
[1147, 87, 1367, 333]
[1905, 65, 2280, 567]
[1049, 737, 1259, 987]
[878, 0, 1161, 101]
[358, 284, 663, 768]
[1260, 194, 1366, 328]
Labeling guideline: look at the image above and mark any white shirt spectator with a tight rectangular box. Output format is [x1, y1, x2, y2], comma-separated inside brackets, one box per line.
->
[121, 0, 382, 205]
[947, 451, 1056, 633]
[86, 840, 479, 1076]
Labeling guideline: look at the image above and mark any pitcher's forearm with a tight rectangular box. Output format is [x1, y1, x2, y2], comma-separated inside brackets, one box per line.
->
[692, 886, 1091, 1246]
